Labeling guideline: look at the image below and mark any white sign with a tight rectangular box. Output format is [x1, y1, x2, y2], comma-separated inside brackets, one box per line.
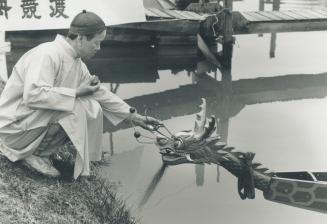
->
[0, 31, 9, 81]
[0, 0, 146, 31]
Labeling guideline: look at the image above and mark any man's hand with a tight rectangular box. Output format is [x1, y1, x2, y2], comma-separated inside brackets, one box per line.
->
[132, 114, 162, 131]
[90, 75, 100, 86]
[76, 75, 100, 97]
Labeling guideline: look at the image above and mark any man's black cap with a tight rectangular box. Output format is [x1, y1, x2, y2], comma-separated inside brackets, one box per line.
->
[69, 10, 106, 35]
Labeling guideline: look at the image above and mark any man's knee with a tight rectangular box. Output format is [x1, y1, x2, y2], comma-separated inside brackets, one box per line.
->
[82, 97, 103, 117]
[47, 123, 63, 136]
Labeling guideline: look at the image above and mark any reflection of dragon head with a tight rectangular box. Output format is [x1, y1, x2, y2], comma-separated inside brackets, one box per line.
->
[155, 98, 224, 165]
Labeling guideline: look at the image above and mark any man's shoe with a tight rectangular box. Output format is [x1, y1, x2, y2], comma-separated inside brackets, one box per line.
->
[22, 155, 60, 177]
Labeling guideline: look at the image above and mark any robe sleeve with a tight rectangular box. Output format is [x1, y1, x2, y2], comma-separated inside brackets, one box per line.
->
[93, 86, 132, 125]
[80, 63, 132, 125]
[23, 49, 76, 111]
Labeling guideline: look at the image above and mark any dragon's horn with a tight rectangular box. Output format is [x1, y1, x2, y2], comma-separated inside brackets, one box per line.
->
[194, 98, 207, 137]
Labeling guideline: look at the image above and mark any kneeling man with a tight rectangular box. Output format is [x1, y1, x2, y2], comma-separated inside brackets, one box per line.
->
[0, 10, 160, 179]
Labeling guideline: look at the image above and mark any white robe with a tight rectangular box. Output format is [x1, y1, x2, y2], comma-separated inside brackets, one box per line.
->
[0, 35, 132, 178]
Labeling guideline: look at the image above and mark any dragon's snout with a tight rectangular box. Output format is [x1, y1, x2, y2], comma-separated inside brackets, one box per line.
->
[156, 135, 169, 146]
[154, 98, 220, 165]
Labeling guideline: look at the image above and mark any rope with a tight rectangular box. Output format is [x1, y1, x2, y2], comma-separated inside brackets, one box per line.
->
[210, 8, 233, 38]
[130, 107, 174, 144]
[238, 152, 256, 200]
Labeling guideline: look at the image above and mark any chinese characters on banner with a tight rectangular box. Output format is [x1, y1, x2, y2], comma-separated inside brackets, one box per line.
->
[21, 0, 41, 19]
[50, 0, 68, 18]
[1, 0, 68, 20]
[0, 0, 146, 31]
[0, 0, 12, 19]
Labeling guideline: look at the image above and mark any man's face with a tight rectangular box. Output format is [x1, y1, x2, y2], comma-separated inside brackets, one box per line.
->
[78, 30, 106, 59]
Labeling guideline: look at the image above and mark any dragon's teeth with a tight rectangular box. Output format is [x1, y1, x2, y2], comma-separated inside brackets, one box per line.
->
[252, 162, 262, 168]
[213, 143, 227, 150]
[223, 147, 235, 152]
[255, 168, 269, 172]
[217, 151, 228, 155]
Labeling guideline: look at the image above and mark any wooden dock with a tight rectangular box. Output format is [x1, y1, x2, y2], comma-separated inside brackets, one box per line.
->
[233, 9, 327, 34]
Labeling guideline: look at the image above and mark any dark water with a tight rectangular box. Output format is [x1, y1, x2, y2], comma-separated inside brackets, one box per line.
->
[4, 0, 327, 223]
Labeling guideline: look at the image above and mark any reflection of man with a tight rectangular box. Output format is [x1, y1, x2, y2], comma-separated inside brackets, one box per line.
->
[0, 10, 160, 179]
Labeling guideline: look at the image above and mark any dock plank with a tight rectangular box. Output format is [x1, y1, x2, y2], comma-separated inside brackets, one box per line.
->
[256, 11, 284, 21]
[313, 9, 327, 17]
[309, 9, 327, 18]
[320, 8, 327, 12]
[279, 10, 308, 20]
[234, 9, 327, 34]
[302, 9, 327, 19]
[240, 12, 257, 22]
[269, 11, 297, 20]
[246, 11, 272, 21]
[290, 10, 322, 19]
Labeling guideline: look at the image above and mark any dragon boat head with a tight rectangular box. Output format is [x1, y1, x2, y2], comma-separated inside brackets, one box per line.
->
[155, 98, 222, 165]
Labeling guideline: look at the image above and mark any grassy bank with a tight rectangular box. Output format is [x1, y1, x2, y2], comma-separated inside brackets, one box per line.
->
[0, 81, 138, 224]
[0, 146, 138, 224]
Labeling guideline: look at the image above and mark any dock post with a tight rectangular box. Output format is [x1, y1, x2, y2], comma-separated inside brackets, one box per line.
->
[258, 0, 265, 37]
[222, 0, 234, 68]
[273, 0, 280, 11]
[0, 31, 10, 82]
[270, 0, 280, 57]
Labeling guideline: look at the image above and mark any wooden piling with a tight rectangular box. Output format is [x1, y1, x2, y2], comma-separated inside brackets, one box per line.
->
[222, 0, 234, 68]
[258, 0, 265, 37]
[272, 0, 280, 11]
[270, 0, 280, 58]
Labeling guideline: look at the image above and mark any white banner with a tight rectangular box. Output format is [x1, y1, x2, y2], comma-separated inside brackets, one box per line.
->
[0, 31, 9, 81]
[0, 0, 146, 31]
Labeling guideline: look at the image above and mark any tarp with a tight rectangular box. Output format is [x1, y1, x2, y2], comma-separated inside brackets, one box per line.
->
[0, 0, 146, 31]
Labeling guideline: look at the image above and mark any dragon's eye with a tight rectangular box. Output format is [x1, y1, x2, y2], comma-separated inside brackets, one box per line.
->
[173, 139, 184, 149]
[156, 136, 168, 146]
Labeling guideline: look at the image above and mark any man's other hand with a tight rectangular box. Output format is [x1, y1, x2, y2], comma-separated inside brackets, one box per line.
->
[132, 114, 163, 131]
[90, 75, 100, 86]
[76, 81, 100, 97]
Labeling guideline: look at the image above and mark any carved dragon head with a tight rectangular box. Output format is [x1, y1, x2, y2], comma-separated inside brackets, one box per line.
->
[147, 99, 327, 214]
[155, 98, 224, 165]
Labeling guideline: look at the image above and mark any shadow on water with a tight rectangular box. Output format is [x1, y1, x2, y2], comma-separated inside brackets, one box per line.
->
[138, 164, 168, 208]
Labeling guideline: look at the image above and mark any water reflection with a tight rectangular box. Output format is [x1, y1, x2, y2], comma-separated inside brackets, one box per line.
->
[83, 42, 327, 213]
[259, 0, 326, 57]
[99, 60, 327, 135]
